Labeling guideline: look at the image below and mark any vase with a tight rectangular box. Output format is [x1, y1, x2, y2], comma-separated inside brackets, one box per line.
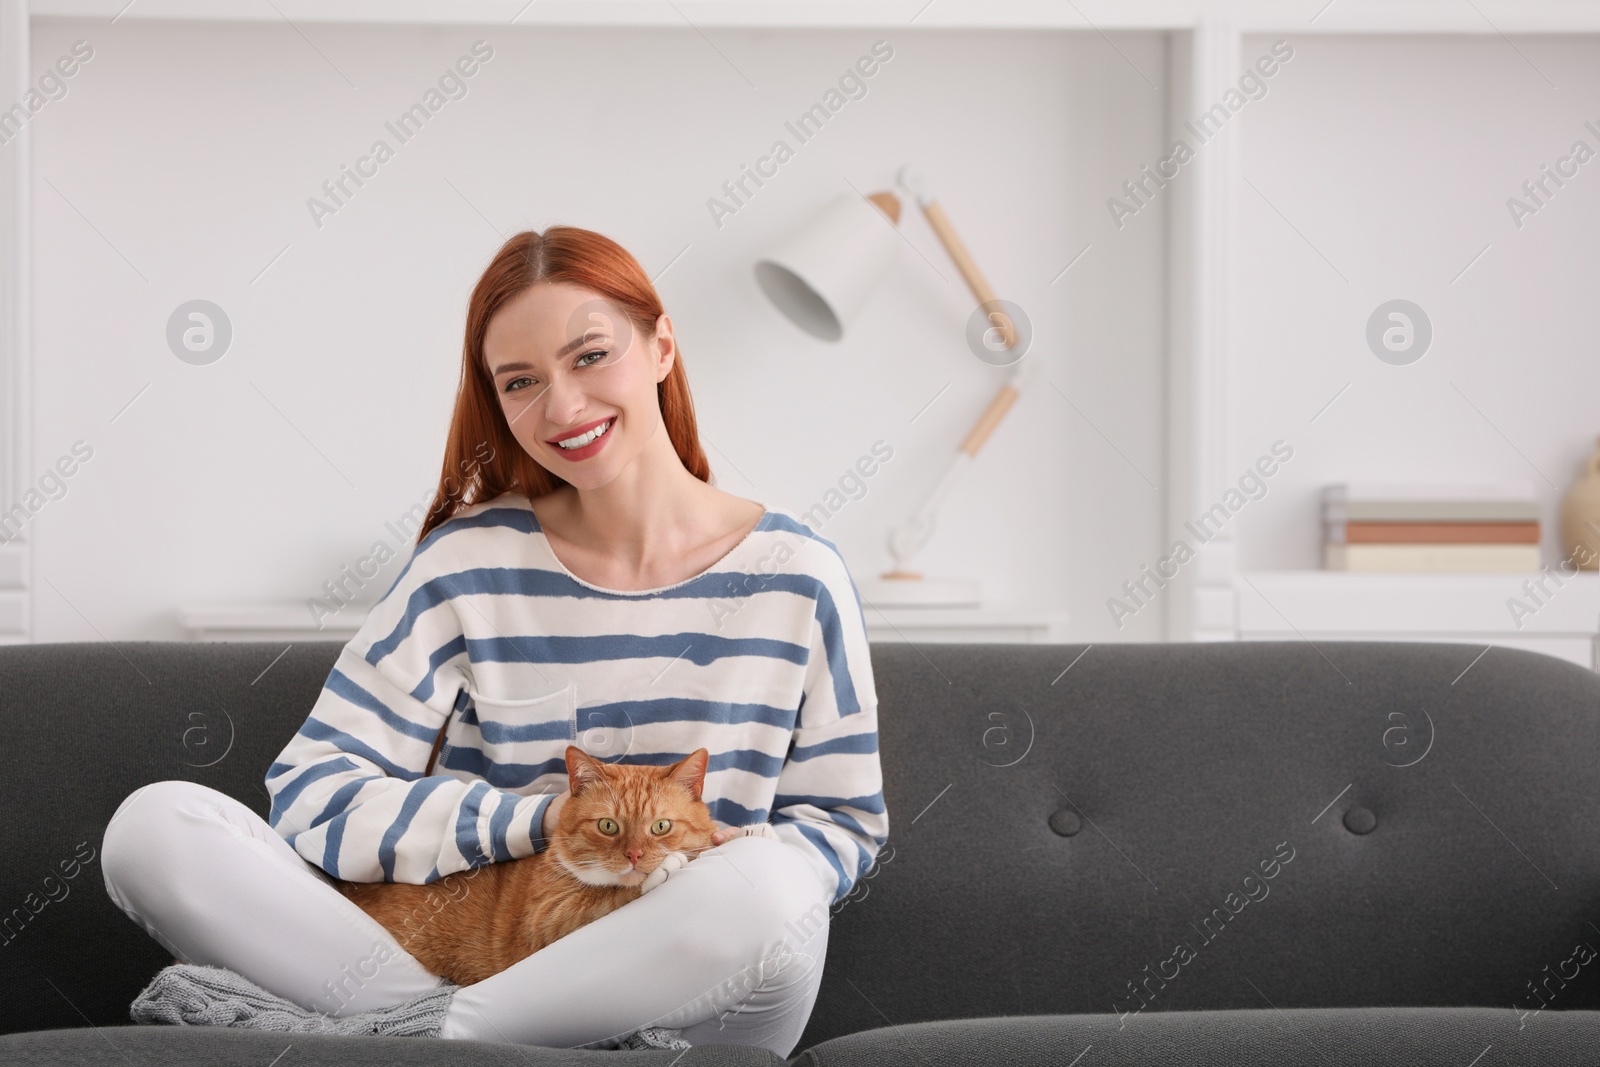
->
[1560, 434, 1600, 571]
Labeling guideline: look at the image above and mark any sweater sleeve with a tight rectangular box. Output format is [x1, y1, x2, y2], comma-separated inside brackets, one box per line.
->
[768, 548, 890, 907]
[263, 547, 557, 885]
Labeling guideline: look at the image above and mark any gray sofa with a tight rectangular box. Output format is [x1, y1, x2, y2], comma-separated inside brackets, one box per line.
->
[4, 637, 1600, 1065]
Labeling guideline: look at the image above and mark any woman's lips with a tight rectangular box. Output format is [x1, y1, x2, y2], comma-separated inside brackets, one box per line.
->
[547, 415, 613, 445]
[548, 415, 616, 461]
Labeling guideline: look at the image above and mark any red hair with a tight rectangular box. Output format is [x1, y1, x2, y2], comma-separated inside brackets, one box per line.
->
[414, 227, 712, 547]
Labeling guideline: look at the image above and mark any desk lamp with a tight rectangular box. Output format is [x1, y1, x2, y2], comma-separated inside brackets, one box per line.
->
[753, 165, 1033, 607]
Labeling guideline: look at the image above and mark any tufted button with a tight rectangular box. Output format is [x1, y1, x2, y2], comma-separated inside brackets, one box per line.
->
[1343, 806, 1377, 834]
[1049, 809, 1081, 837]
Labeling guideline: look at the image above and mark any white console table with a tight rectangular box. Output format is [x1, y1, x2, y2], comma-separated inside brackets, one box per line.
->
[860, 606, 1072, 644]
[1235, 571, 1600, 671]
[178, 604, 365, 644]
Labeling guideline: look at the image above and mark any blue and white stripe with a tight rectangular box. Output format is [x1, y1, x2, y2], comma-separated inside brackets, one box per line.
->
[265, 491, 888, 906]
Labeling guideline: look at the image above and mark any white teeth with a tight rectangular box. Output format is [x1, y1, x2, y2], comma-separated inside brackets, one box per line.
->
[556, 417, 613, 450]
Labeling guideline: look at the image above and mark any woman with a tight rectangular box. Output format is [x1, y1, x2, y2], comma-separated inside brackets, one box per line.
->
[101, 227, 890, 1056]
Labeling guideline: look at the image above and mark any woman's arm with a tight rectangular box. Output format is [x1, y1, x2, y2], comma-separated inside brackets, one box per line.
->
[765, 546, 890, 906]
[265, 543, 558, 884]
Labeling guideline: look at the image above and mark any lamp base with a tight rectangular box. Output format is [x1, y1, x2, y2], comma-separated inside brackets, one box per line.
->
[858, 573, 982, 608]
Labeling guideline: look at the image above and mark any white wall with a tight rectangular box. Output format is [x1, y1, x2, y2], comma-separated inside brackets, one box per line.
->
[24, 20, 1169, 641]
[1233, 32, 1600, 572]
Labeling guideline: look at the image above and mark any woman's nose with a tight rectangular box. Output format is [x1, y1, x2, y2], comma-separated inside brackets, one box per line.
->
[537, 378, 586, 427]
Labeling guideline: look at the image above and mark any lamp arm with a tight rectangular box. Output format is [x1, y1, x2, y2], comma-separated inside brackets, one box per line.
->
[898, 163, 1020, 349]
[885, 359, 1036, 574]
[886, 452, 972, 574]
[880, 165, 1036, 579]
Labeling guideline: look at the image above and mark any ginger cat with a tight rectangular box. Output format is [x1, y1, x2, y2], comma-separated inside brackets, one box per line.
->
[331, 745, 718, 986]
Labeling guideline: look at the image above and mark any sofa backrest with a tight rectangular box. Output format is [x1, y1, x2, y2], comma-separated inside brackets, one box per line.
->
[2, 640, 1598, 1044]
[805, 639, 1600, 1047]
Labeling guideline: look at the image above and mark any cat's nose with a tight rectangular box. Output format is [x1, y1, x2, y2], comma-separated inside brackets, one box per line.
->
[626, 847, 643, 863]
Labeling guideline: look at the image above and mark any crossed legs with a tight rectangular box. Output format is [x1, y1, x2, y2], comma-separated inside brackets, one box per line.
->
[101, 779, 832, 1056]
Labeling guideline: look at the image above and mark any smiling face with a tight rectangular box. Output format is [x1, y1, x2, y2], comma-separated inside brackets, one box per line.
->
[483, 282, 673, 489]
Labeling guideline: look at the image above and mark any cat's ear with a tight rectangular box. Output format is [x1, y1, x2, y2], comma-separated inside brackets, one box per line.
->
[567, 745, 606, 797]
[663, 747, 710, 801]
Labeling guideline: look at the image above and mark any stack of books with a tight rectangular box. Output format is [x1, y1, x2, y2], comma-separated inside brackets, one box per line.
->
[1322, 482, 1541, 572]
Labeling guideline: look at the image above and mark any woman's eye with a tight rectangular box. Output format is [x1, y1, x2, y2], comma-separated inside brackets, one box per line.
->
[503, 352, 603, 394]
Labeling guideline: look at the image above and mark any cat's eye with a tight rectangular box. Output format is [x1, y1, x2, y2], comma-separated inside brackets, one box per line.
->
[597, 817, 619, 835]
[651, 819, 672, 835]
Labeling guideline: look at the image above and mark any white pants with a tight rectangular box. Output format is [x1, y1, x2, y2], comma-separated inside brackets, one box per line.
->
[101, 779, 833, 1055]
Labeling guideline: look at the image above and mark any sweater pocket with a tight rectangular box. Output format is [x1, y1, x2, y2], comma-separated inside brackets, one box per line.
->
[571, 698, 639, 766]
[465, 680, 579, 793]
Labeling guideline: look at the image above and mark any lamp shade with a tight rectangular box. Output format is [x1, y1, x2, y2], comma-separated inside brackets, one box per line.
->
[753, 192, 900, 342]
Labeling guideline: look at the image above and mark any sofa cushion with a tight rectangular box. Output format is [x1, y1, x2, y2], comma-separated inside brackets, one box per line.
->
[794, 1006, 1600, 1066]
[0, 1024, 784, 1064]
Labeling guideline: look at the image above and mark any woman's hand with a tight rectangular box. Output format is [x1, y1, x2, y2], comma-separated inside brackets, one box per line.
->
[710, 821, 779, 847]
[541, 790, 569, 843]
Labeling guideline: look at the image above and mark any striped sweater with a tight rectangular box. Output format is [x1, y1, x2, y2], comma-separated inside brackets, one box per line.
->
[265, 491, 889, 907]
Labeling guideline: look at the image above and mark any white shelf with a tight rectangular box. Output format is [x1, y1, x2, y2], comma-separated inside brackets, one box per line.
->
[178, 603, 366, 643]
[861, 605, 1072, 644]
[1237, 570, 1600, 633]
[26, 0, 1600, 32]
[1235, 570, 1600, 670]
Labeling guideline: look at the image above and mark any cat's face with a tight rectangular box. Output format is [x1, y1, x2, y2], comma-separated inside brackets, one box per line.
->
[550, 745, 716, 888]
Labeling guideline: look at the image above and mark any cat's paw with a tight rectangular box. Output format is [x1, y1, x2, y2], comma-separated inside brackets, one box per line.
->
[639, 850, 690, 893]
